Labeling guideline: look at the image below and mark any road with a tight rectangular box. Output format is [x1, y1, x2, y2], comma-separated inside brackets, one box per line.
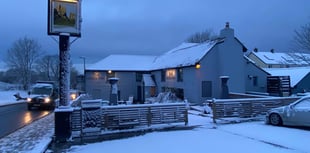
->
[0, 102, 52, 138]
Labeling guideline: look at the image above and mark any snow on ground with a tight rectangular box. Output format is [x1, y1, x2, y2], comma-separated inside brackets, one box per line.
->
[66, 113, 310, 153]
[1, 89, 309, 153]
[0, 90, 27, 106]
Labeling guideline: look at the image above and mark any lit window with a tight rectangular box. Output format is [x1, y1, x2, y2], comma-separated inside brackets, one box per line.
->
[166, 69, 176, 79]
[93, 72, 101, 80]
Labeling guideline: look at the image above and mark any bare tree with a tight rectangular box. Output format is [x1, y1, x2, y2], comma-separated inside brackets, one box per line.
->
[186, 29, 218, 43]
[36, 55, 59, 81]
[293, 22, 310, 52]
[286, 52, 310, 66]
[5, 37, 42, 90]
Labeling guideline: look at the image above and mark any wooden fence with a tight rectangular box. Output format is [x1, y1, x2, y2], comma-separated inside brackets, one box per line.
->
[208, 97, 300, 123]
[70, 102, 188, 138]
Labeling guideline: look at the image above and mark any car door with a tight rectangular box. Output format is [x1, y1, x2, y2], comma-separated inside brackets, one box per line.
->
[291, 98, 310, 126]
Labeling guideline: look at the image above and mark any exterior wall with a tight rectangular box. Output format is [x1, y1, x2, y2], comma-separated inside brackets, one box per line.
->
[292, 73, 310, 94]
[216, 38, 246, 95]
[245, 61, 269, 93]
[195, 45, 221, 101]
[85, 70, 140, 101]
[85, 70, 109, 100]
[151, 38, 246, 104]
[151, 67, 203, 104]
[116, 72, 139, 101]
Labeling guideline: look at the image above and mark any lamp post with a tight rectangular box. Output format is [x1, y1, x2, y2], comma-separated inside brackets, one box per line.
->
[80, 56, 86, 91]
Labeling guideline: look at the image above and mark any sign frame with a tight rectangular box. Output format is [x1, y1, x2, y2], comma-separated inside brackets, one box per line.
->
[48, 0, 81, 37]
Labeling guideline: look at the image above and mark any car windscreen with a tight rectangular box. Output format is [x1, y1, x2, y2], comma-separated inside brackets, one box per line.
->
[31, 86, 53, 95]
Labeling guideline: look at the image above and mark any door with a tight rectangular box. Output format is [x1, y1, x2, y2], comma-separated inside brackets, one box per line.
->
[137, 86, 142, 103]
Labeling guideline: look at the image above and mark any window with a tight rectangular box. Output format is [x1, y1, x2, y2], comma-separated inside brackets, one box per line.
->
[166, 69, 176, 79]
[177, 68, 183, 82]
[161, 70, 166, 82]
[295, 98, 310, 109]
[202, 81, 212, 97]
[93, 72, 101, 80]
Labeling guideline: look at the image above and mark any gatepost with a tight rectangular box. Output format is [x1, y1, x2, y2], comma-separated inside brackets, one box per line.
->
[108, 78, 119, 105]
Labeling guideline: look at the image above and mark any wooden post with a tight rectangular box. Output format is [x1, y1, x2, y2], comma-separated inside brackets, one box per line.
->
[147, 107, 152, 126]
[184, 109, 188, 126]
[212, 98, 217, 124]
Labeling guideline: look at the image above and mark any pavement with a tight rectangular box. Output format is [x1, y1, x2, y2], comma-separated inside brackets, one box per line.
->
[0, 113, 54, 153]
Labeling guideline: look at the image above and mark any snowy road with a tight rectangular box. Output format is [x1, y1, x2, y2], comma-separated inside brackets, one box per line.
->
[0, 102, 52, 138]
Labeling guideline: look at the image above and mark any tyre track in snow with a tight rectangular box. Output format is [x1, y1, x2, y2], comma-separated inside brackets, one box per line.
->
[188, 110, 307, 153]
[217, 128, 307, 153]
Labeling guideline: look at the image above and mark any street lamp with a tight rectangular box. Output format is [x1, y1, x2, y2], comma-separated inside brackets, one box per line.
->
[79, 56, 86, 91]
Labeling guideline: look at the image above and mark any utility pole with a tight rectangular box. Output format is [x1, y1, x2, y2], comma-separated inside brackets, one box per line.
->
[80, 56, 86, 91]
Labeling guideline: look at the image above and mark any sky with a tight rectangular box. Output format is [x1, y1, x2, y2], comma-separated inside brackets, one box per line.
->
[1, 0, 310, 64]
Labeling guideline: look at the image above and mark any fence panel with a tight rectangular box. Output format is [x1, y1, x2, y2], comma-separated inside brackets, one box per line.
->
[210, 97, 300, 123]
[71, 103, 188, 138]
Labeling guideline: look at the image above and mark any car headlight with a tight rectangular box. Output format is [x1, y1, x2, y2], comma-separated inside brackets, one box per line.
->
[70, 93, 77, 100]
[44, 97, 51, 103]
[27, 98, 32, 102]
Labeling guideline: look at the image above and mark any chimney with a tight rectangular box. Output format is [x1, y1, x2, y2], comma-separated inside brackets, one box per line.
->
[254, 48, 258, 52]
[220, 22, 234, 39]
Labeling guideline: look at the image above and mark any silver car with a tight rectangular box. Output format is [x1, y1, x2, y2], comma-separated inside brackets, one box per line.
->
[266, 96, 310, 126]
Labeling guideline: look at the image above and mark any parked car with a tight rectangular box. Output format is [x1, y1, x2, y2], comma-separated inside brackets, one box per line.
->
[265, 96, 310, 127]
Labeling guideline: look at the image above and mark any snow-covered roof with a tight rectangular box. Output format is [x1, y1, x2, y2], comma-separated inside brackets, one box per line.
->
[251, 51, 310, 65]
[87, 55, 157, 71]
[264, 67, 310, 87]
[151, 41, 217, 69]
[88, 40, 218, 71]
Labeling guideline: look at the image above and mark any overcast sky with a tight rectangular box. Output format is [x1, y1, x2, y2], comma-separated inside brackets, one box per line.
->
[1, 0, 309, 64]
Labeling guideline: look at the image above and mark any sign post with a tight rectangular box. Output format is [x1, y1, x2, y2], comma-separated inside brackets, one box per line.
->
[59, 33, 70, 106]
[48, 0, 81, 142]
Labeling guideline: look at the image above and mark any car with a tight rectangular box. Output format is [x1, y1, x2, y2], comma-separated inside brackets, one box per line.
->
[265, 96, 310, 127]
[27, 81, 58, 110]
[70, 89, 84, 101]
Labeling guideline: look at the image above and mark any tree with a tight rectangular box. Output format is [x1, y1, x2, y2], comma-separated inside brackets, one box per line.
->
[5, 37, 42, 90]
[70, 66, 79, 89]
[186, 29, 218, 43]
[36, 55, 59, 81]
[36, 54, 79, 89]
[293, 22, 310, 52]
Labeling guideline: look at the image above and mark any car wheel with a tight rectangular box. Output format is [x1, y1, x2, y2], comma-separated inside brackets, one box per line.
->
[269, 113, 282, 126]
